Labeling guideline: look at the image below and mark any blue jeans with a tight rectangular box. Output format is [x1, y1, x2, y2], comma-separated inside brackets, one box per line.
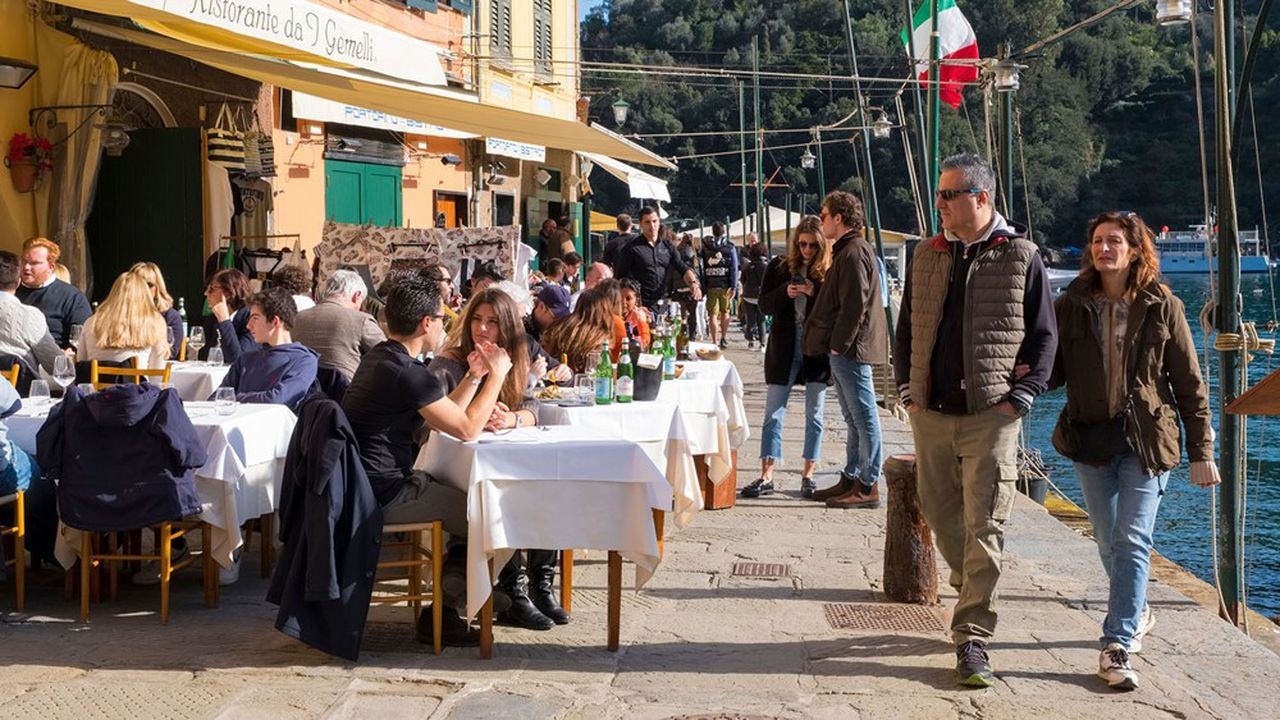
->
[759, 329, 827, 462]
[1074, 452, 1168, 648]
[828, 354, 882, 484]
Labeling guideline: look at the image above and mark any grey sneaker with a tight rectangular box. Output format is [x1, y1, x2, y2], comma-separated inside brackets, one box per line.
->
[1098, 643, 1139, 690]
[955, 640, 995, 687]
[1128, 605, 1155, 653]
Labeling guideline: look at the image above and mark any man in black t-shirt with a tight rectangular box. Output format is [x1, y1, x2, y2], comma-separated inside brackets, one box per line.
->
[343, 274, 513, 647]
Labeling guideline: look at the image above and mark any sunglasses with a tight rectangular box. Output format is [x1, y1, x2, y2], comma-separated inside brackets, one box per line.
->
[797, 241, 820, 249]
[936, 187, 983, 201]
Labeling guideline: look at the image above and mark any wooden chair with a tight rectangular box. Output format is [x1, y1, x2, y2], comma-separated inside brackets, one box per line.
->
[1, 364, 18, 388]
[91, 359, 173, 391]
[370, 521, 445, 655]
[240, 512, 276, 578]
[1, 491, 23, 611]
[78, 520, 218, 624]
[177, 337, 188, 362]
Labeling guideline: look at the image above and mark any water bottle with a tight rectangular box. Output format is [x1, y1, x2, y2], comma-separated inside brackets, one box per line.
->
[177, 297, 189, 338]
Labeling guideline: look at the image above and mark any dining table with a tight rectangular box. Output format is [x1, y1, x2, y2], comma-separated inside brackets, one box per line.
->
[167, 362, 234, 402]
[414, 424, 673, 657]
[5, 398, 296, 569]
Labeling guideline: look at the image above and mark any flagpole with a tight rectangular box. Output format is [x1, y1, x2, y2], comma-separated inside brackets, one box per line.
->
[843, 0, 886, 263]
[752, 35, 767, 253]
[738, 80, 748, 243]
[927, 0, 941, 234]
[903, 0, 932, 232]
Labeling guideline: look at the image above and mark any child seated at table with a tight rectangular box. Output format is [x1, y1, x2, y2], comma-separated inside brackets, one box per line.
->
[619, 278, 652, 350]
[216, 287, 318, 412]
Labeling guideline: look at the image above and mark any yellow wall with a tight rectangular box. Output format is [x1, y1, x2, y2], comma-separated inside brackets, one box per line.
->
[402, 135, 470, 228]
[0, 0, 38, 252]
[480, 0, 579, 120]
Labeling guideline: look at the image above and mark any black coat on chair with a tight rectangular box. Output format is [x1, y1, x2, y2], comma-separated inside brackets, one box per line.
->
[267, 393, 383, 661]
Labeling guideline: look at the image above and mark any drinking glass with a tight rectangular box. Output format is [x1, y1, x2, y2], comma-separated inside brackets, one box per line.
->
[207, 347, 224, 366]
[166, 327, 176, 355]
[574, 374, 595, 405]
[51, 355, 75, 391]
[28, 380, 50, 406]
[214, 386, 236, 415]
[187, 327, 206, 364]
[68, 324, 83, 351]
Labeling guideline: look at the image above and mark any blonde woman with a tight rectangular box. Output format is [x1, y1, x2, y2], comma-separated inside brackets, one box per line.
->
[130, 262, 184, 359]
[743, 216, 833, 498]
[79, 272, 170, 370]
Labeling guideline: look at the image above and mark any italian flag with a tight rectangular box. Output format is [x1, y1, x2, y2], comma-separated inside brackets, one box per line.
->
[901, 0, 980, 109]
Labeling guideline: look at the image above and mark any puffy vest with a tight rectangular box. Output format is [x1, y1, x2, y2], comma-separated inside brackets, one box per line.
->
[908, 234, 1037, 413]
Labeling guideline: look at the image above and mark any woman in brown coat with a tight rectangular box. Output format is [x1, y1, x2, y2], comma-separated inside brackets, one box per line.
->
[1052, 211, 1219, 691]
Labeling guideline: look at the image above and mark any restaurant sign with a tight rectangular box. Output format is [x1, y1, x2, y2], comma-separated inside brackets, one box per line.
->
[292, 92, 475, 138]
[131, 0, 447, 87]
[485, 137, 545, 163]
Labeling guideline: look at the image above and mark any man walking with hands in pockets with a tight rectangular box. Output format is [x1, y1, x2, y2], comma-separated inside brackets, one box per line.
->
[894, 153, 1056, 687]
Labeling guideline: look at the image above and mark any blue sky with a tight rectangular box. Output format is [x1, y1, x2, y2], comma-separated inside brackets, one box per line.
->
[580, 0, 606, 21]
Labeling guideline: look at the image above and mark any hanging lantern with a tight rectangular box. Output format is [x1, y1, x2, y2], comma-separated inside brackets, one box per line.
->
[800, 146, 816, 169]
[1155, 0, 1192, 26]
[872, 111, 892, 140]
[994, 59, 1028, 92]
[611, 99, 630, 125]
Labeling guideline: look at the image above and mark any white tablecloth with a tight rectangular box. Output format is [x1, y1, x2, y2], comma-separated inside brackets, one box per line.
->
[539, 399, 702, 529]
[168, 363, 233, 402]
[655, 357, 750, 485]
[7, 400, 295, 568]
[415, 425, 673, 620]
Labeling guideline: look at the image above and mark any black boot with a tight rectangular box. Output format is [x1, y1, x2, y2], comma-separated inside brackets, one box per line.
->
[496, 552, 554, 631]
[416, 604, 480, 647]
[527, 549, 571, 625]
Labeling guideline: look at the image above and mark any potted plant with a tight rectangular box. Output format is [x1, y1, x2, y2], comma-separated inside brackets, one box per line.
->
[5, 133, 54, 193]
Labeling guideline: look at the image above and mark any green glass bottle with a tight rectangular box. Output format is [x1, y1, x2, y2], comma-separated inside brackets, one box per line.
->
[662, 329, 676, 380]
[616, 345, 634, 403]
[594, 340, 614, 405]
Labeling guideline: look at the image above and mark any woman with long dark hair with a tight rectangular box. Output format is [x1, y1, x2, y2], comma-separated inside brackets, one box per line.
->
[742, 216, 832, 498]
[1052, 211, 1218, 691]
[203, 268, 255, 362]
[428, 288, 569, 631]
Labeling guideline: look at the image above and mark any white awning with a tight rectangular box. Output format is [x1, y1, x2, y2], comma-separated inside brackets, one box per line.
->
[580, 151, 671, 202]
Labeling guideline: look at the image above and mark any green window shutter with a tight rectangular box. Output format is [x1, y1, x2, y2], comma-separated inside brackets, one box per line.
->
[450, 0, 473, 14]
[407, 0, 437, 12]
[325, 160, 365, 224]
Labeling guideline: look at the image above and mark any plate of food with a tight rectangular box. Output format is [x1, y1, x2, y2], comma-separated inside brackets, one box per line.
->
[694, 347, 722, 361]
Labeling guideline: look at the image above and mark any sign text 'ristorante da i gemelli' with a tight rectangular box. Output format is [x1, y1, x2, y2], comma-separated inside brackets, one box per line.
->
[131, 0, 447, 87]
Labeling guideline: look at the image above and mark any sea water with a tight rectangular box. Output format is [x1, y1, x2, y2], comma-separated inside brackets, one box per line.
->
[1028, 272, 1280, 617]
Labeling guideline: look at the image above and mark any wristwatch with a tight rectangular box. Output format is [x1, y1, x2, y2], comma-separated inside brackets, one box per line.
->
[465, 371, 482, 387]
[514, 412, 526, 428]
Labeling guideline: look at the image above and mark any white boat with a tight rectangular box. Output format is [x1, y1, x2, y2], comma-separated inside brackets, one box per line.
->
[1156, 225, 1271, 274]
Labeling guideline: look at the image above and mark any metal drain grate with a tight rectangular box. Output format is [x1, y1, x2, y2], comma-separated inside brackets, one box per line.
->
[822, 603, 947, 632]
[731, 562, 792, 578]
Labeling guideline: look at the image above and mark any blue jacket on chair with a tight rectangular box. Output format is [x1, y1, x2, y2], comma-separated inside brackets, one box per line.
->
[267, 392, 383, 661]
[37, 383, 207, 532]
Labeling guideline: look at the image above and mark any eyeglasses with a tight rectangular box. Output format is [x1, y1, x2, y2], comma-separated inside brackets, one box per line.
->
[936, 187, 983, 201]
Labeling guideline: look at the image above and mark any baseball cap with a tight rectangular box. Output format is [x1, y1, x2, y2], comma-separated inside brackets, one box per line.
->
[536, 283, 572, 318]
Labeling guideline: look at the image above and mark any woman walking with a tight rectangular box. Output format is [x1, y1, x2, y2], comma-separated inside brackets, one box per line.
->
[1052, 211, 1218, 691]
[741, 216, 831, 498]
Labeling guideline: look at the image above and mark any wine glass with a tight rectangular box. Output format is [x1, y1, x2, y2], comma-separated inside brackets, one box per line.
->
[51, 355, 75, 392]
[207, 347, 224, 366]
[214, 386, 236, 415]
[166, 327, 176, 357]
[68, 324, 83, 352]
[28, 379, 50, 407]
[187, 327, 206, 364]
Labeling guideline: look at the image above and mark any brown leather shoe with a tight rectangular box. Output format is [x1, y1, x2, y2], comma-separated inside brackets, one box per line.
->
[825, 483, 882, 509]
[811, 476, 854, 502]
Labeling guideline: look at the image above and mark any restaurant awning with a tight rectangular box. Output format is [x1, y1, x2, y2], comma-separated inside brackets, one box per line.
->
[580, 151, 671, 202]
[590, 210, 617, 232]
[74, 19, 671, 167]
[59, 0, 447, 85]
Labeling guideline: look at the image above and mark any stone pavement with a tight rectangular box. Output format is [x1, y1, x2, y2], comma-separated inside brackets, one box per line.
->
[3, 345, 1280, 719]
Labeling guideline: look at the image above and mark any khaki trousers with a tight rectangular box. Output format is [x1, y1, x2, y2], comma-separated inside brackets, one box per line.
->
[909, 406, 1020, 645]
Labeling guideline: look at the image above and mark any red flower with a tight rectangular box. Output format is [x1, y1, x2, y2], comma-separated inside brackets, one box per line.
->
[7, 133, 55, 171]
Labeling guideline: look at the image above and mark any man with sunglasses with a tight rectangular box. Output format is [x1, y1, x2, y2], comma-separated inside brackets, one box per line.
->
[805, 192, 888, 508]
[894, 152, 1056, 687]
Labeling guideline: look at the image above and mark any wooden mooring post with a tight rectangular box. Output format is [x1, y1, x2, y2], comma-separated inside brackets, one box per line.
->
[882, 455, 938, 604]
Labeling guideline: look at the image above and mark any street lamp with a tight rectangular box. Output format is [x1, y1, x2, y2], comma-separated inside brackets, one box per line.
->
[1155, 0, 1192, 25]
[994, 58, 1028, 92]
[800, 146, 816, 169]
[611, 99, 630, 126]
[872, 110, 892, 140]
[0, 57, 37, 90]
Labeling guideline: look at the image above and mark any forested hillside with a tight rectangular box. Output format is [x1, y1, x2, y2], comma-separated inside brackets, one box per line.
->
[580, 1, 1280, 248]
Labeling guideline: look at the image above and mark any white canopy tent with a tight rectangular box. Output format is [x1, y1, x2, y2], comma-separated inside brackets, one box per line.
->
[580, 152, 672, 202]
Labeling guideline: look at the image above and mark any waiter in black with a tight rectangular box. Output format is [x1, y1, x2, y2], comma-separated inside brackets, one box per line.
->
[614, 207, 702, 308]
